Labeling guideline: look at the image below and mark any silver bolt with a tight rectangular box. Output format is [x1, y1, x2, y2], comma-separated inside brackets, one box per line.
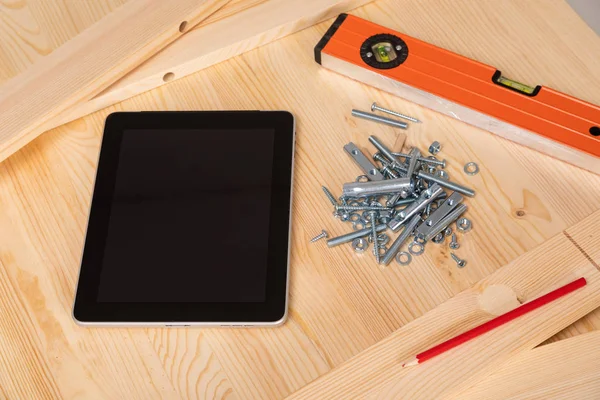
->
[371, 102, 421, 123]
[449, 233, 460, 249]
[370, 211, 380, 263]
[352, 110, 408, 129]
[444, 227, 453, 237]
[322, 186, 339, 206]
[395, 45, 402, 51]
[450, 252, 467, 268]
[310, 230, 329, 243]
[366, 52, 373, 58]
[391, 152, 446, 168]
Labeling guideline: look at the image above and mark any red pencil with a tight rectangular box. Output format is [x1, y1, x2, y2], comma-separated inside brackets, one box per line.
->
[401, 277, 587, 367]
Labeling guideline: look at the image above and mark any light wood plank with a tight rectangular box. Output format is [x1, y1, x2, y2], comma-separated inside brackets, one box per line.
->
[1, 0, 600, 397]
[53, 0, 373, 128]
[0, 0, 231, 163]
[455, 331, 600, 400]
[286, 212, 600, 399]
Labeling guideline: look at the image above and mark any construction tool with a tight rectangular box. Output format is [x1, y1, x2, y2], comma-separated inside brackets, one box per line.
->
[315, 14, 600, 174]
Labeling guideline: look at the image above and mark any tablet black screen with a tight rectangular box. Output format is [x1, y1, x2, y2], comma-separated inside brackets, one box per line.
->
[97, 129, 275, 303]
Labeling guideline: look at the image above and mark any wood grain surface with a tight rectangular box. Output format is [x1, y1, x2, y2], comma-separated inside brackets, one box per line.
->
[456, 330, 600, 400]
[1, 0, 600, 399]
[54, 0, 373, 128]
[287, 210, 600, 399]
[0, 0, 231, 162]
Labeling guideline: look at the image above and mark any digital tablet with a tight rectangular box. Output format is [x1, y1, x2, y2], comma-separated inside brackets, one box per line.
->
[73, 111, 295, 326]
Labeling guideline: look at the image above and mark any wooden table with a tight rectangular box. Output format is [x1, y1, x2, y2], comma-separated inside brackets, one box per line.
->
[1, 1, 600, 398]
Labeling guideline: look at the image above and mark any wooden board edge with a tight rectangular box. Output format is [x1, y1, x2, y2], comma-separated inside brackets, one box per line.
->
[0, 0, 232, 163]
[51, 0, 373, 128]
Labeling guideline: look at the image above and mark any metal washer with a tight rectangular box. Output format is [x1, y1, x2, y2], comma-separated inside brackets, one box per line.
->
[396, 251, 412, 265]
[408, 241, 425, 256]
[464, 162, 480, 175]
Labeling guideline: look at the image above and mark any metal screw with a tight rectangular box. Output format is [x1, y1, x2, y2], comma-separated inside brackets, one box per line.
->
[391, 151, 446, 168]
[366, 52, 373, 58]
[322, 186, 339, 206]
[352, 110, 408, 129]
[327, 224, 388, 247]
[373, 153, 403, 179]
[432, 232, 445, 243]
[369, 139, 405, 171]
[335, 205, 392, 212]
[382, 166, 399, 179]
[369, 211, 380, 263]
[444, 227, 453, 237]
[310, 230, 329, 243]
[450, 252, 467, 268]
[449, 233, 460, 249]
[371, 102, 421, 123]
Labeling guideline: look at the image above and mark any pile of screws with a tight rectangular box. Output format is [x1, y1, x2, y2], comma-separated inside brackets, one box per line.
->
[313, 135, 475, 268]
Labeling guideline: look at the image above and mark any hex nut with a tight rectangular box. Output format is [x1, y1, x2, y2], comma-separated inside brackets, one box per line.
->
[456, 217, 472, 233]
[428, 141, 441, 155]
[435, 170, 449, 180]
[352, 238, 369, 253]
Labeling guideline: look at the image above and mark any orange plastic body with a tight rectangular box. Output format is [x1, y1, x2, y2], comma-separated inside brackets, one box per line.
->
[318, 14, 600, 158]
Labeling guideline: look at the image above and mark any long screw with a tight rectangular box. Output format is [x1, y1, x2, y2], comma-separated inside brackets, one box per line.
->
[380, 214, 421, 265]
[352, 109, 408, 129]
[327, 224, 388, 247]
[391, 152, 446, 168]
[450, 252, 467, 268]
[322, 186, 339, 206]
[310, 230, 329, 243]
[371, 102, 421, 123]
[369, 211, 380, 262]
[381, 165, 399, 179]
[335, 205, 392, 212]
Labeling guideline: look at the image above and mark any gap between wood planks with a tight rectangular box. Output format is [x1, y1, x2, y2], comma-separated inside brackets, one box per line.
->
[564, 231, 600, 271]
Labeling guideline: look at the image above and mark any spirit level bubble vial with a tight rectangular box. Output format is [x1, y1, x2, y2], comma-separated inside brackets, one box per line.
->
[315, 14, 600, 174]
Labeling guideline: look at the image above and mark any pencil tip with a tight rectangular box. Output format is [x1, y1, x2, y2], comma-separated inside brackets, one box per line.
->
[401, 358, 419, 367]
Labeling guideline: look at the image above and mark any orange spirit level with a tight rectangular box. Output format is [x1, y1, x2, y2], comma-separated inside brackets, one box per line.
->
[315, 14, 600, 174]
